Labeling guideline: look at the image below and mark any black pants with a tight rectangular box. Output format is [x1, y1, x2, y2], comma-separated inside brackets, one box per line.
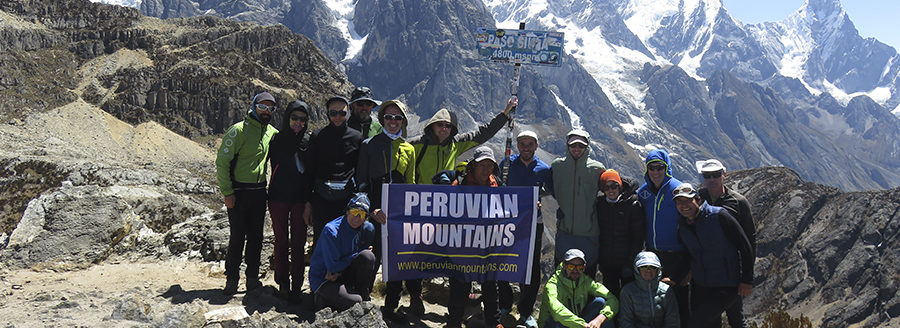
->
[315, 249, 377, 311]
[225, 189, 268, 282]
[482, 280, 513, 325]
[725, 297, 748, 328]
[598, 262, 633, 299]
[448, 278, 471, 327]
[385, 279, 423, 309]
[690, 285, 740, 328]
[651, 249, 690, 328]
[311, 193, 351, 252]
[517, 223, 544, 318]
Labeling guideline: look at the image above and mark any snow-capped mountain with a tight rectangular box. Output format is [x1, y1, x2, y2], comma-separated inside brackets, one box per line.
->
[96, 0, 900, 192]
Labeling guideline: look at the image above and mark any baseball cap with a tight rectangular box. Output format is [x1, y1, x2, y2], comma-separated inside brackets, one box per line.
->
[516, 130, 539, 143]
[564, 249, 585, 262]
[672, 183, 698, 199]
[567, 135, 588, 146]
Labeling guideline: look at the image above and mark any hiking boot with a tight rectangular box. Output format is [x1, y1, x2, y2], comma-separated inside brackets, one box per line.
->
[383, 306, 408, 323]
[246, 279, 263, 292]
[289, 290, 304, 304]
[277, 282, 291, 298]
[408, 295, 425, 316]
[223, 279, 239, 295]
[516, 315, 537, 328]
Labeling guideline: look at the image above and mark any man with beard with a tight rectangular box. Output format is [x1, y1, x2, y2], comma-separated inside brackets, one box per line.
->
[216, 92, 280, 295]
[347, 86, 382, 138]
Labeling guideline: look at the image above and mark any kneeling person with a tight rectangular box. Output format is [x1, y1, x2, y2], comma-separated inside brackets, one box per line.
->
[539, 249, 618, 328]
[309, 193, 377, 311]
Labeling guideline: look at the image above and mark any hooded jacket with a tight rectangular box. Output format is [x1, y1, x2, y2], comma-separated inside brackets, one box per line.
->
[308, 215, 375, 293]
[636, 149, 683, 251]
[356, 100, 417, 208]
[407, 108, 509, 184]
[347, 111, 382, 138]
[618, 252, 679, 328]
[596, 176, 645, 267]
[268, 101, 311, 203]
[216, 98, 279, 196]
[550, 130, 606, 237]
[538, 262, 619, 328]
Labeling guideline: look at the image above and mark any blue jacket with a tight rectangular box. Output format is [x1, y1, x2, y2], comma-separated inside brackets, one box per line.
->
[636, 150, 683, 251]
[678, 202, 754, 287]
[308, 216, 375, 292]
[500, 154, 552, 223]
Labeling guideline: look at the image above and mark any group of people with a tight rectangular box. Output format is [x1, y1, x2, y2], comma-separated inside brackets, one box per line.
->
[215, 87, 757, 328]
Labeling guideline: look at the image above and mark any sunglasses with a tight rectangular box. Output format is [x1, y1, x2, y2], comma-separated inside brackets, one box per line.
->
[702, 171, 723, 179]
[567, 143, 586, 149]
[638, 265, 658, 271]
[255, 103, 276, 112]
[673, 186, 695, 196]
[349, 208, 367, 218]
[647, 164, 666, 172]
[355, 100, 376, 107]
[601, 183, 620, 191]
[328, 110, 348, 117]
[565, 262, 586, 271]
[433, 122, 452, 128]
[383, 114, 404, 121]
[290, 115, 309, 122]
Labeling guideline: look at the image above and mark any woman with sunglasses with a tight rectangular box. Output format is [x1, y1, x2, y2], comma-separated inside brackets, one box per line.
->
[308, 193, 376, 311]
[305, 96, 363, 254]
[267, 100, 312, 303]
[354, 100, 421, 322]
[595, 169, 645, 300]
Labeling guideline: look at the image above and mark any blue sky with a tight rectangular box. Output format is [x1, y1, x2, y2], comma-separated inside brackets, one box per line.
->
[725, 0, 899, 51]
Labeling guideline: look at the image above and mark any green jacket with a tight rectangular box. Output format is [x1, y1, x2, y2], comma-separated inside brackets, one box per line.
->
[407, 108, 508, 184]
[550, 129, 605, 236]
[539, 262, 618, 328]
[216, 112, 278, 196]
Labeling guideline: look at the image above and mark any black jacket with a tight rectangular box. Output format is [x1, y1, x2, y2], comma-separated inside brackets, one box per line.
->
[306, 122, 363, 193]
[268, 103, 311, 203]
[595, 176, 646, 267]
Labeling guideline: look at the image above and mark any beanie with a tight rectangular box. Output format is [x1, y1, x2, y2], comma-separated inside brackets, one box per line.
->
[599, 169, 622, 187]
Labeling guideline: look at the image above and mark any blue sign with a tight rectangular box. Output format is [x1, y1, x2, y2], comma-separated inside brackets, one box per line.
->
[476, 27, 564, 66]
[381, 184, 538, 283]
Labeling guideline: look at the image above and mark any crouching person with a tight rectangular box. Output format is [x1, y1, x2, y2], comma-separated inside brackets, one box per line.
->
[309, 193, 377, 311]
[618, 251, 679, 328]
[539, 249, 618, 328]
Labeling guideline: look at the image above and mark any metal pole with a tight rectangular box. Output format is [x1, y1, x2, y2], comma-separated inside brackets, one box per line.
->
[501, 22, 525, 186]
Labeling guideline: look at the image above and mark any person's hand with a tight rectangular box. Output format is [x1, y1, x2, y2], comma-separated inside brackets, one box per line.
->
[223, 194, 236, 209]
[585, 314, 606, 328]
[661, 277, 673, 286]
[537, 200, 542, 211]
[325, 271, 339, 282]
[680, 271, 692, 286]
[503, 96, 518, 116]
[738, 283, 754, 296]
[303, 202, 312, 225]
[372, 209, 387, 224]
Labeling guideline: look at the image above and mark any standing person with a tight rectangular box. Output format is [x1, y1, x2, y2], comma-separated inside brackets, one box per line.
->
[355, 100, 421, 322]
[538, 249, 618, 328]
[216, 92, 279, 294]
[550, 130, 606, 278]
[635, 149, 688, 326]
[673, 183, 754, 328]
[498, 130, 553, 328]
[618, 252, 679, 328]
[407, 97, 516, 184]
[308, 193, 377, 311]
[448, 146, 502, 328]
[595, 169, 645, 298]
[347, 86, 382, 138]
[267, 100, 312, 302]
[695, 159, 756, 328]
[305, 96, 363, 251]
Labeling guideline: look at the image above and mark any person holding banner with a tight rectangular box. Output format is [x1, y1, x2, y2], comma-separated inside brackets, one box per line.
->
[355, 99, 422, 322]
[539, 249, 618, 328]
[408, 97, 516, 184]
[550, 130, 606, 278]
[308, 193, 377, 311]
[498, 130, 552, 328]
[305, 96, 363, 253]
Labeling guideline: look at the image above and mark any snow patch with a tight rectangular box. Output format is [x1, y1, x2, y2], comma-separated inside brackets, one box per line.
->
[551, 90, 582, 130]
[620, 114, 650, 135]
[92, 0, 141, 9]
[322, 0, 365, 62]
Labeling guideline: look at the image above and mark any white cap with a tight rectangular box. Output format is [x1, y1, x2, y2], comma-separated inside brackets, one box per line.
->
[695, 159, 725, 173]
[564, 249, 585, 262]
[672, 183, 698, 199]
[516, 130, 539, 143]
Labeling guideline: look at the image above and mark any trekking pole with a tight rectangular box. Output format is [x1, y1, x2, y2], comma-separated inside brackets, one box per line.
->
[501, 22, 525, 186]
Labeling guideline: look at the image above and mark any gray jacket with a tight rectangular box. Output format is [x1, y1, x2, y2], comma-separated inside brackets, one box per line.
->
[618, 252, 679, 328]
